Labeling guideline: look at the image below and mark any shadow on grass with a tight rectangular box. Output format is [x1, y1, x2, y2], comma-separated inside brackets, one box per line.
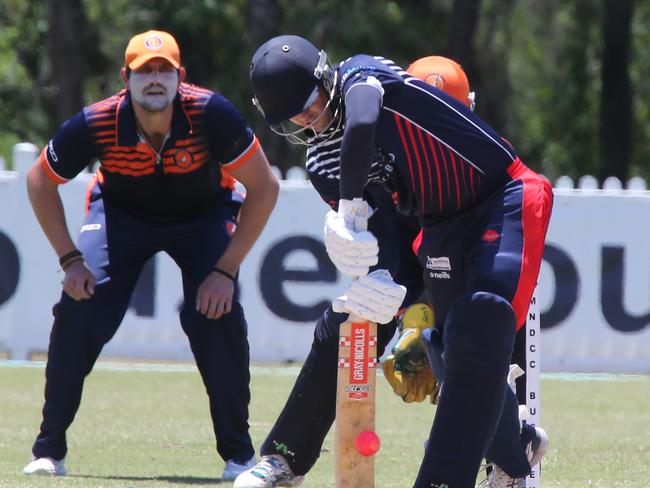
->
[69, 474, 232, 484]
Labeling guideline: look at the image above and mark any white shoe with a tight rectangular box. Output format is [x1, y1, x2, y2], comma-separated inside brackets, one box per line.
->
[233, 454, 304, 487]
[222, 455, 257, 481]
[478, 426, 549, 488]
[23, 456, 67, 476]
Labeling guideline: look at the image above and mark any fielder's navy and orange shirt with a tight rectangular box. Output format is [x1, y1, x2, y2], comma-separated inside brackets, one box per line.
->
[40, 82, 260, 221]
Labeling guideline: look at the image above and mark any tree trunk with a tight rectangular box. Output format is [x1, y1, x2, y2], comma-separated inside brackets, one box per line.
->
[600, 0, 634, 182]
[246, 0, 300, 177]
[45, 0, 86, 123]
[246, 0, 283, 46]
[445, 0, 481, 65]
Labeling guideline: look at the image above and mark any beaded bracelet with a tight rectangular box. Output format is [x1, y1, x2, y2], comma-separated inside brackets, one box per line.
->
[212, 267, 236, 282]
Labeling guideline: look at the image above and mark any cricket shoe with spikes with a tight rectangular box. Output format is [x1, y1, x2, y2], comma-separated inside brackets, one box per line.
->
[222, 455, 257, 481]
[23, 456, 67, 476]
[477, 425, 549, 488]
[233, 454, 304, 488]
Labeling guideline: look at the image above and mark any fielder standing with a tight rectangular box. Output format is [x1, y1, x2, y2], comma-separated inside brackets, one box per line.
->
[240, 35, 552, 488]
[23, 30, 278, 481]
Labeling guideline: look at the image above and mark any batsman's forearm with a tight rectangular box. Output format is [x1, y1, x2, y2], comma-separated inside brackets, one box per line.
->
[26, 166, 76, 258]
[339, 85, 382, 200]
[216, 182, 279, 275]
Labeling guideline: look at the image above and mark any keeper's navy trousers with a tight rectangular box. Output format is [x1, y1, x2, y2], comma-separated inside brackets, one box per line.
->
[32, 182, 255, 464]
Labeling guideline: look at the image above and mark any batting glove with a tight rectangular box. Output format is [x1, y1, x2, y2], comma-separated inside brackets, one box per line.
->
[332, 269, 407, 324]
[324, 198, 378, 277]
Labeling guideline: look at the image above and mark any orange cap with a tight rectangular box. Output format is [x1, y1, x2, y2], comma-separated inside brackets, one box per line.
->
[124, 30, 181, 70]
[407, 56, 471, 107]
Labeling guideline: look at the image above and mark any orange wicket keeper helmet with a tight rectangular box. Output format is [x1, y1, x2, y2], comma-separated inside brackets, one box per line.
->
[406, 56, 476, 111]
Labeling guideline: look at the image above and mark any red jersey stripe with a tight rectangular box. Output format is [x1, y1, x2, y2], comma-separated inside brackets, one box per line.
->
[425, 134, 444, 211]
[448, 149, 461, 209]
[393, 114, 417, 200]
[436, 141, 451, 204]
[416, 127, 435, 211]
[469, 166, 476, 199]
[507, 158, 553, 330]
[404, 120, 427, 212]
[412, 228, 423, 256]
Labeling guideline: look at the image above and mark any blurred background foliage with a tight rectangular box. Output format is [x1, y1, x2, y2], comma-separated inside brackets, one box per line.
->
[0, 0, 646, 182]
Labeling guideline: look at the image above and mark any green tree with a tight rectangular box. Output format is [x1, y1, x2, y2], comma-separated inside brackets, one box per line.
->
[0, 0, 648, 182]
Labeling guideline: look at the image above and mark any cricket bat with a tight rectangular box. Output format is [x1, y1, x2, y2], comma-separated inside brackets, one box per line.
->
[335, 313, 378, 487]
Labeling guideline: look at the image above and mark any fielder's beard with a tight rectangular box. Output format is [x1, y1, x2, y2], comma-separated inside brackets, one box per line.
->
[129, 71, 179, 112]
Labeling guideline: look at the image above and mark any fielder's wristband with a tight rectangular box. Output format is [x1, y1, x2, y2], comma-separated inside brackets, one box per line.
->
[212, 267, 236, 282]
[59, 250, 83, 270]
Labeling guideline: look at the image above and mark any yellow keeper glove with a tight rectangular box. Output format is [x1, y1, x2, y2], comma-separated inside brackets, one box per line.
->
[382, 303, 441, 404]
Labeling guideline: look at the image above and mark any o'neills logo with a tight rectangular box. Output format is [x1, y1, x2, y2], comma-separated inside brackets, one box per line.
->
[349, 322, 370, 399]
[426, 256, 451, 271]
[144, 34, 164, 50]
[47, 140, 58, 162]
[482, 229, 500, 243]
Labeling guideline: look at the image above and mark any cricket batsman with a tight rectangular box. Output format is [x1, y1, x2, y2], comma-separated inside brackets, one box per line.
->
[235, 36, 551, 487]
[241, 37, 552, 487]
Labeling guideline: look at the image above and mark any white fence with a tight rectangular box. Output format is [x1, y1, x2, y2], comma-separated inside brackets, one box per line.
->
[1, 143, 649, 372]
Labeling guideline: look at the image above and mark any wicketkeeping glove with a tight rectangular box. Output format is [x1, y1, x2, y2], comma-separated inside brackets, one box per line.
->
[324, 198, 378, 277]
[382, 303, 441, 403]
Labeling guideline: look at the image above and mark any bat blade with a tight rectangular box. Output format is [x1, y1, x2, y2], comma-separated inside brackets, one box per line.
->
[335, 316, 378, 487]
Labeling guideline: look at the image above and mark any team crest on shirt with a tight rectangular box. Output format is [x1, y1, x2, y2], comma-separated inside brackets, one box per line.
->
[174, 150, 193, 168]
[482, 229, 501, 243]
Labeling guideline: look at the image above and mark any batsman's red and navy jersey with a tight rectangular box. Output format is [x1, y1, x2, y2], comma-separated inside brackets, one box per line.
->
[307, 55, 519, 226]
[39, 82, 260, 221]
[307, 55, 553, 330]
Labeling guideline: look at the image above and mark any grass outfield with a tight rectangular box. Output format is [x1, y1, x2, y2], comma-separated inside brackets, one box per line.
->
[0, 361, 648, 487]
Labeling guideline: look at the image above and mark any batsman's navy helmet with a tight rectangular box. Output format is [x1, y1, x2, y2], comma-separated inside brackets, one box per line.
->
[250, 35, 328, 125]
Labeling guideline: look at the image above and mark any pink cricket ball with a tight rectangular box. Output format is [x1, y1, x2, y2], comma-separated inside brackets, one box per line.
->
[355, 431, 381, 457]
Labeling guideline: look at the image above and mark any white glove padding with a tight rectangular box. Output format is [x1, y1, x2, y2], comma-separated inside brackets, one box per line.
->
[324, 198, 378, 277]
[507, 364, 525, 394]
[332, 270, 407, 324]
